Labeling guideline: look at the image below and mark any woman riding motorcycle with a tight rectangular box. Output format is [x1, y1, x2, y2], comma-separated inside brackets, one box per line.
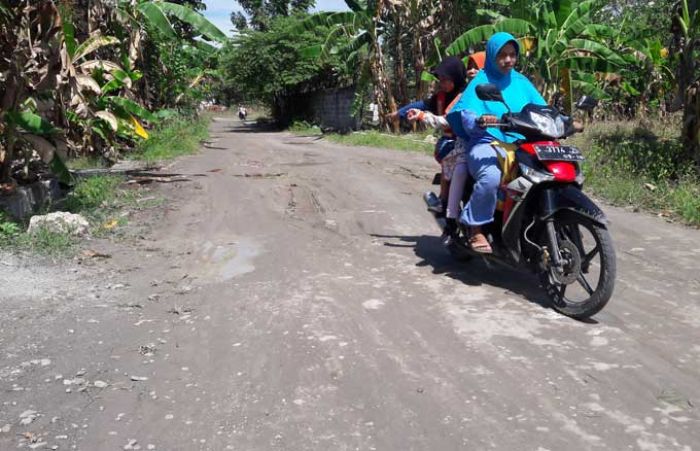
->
[447, 32, 547, 254]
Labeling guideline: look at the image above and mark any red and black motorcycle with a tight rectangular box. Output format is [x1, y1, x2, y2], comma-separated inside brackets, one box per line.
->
[424, 83, 615, 319]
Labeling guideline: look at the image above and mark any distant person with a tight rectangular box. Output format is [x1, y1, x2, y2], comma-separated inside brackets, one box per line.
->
[238, 106, 247, 121]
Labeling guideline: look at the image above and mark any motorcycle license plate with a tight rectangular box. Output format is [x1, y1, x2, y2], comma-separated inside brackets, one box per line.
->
[534, 145, 584, 161]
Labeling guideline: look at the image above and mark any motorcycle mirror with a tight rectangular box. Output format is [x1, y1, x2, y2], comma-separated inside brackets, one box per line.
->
[575, 95, 598, 111]
[475, 84, 505, 103]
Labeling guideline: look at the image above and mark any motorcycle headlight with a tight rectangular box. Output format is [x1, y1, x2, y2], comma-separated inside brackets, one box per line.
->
[519, 163, 555, 183]
[529, 111, 566, 138]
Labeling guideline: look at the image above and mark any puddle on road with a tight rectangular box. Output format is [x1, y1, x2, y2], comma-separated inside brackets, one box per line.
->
[199, 239, 260, 281]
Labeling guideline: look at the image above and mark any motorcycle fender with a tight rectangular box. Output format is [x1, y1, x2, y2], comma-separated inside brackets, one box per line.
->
[542, 185, 608, 226]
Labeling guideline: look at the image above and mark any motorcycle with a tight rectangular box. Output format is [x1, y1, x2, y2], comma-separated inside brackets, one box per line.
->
[423, 83, 615, 319]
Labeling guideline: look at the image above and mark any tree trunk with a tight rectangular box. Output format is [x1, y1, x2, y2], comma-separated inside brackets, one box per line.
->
[682, 80, 700, 169]
[369, 49, 398, 132]
[394, 30, 409, 106]
[673, 0, 700, 169]
[414, 37, 427, 100]
[1, 123, 17, 183]
[370, 2, 399, 132]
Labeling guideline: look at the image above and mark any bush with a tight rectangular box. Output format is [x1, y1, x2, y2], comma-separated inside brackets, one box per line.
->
[64, 176, 125, 213]
[0, 211, 21, 246]
[133, 114, 209, 162]
[574, 120, 700, 226]
[586, 123, 688, 181]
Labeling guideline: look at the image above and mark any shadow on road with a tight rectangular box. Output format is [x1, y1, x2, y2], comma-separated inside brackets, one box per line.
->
[373, 233, 598, 324]
[221, 121, 283, 134]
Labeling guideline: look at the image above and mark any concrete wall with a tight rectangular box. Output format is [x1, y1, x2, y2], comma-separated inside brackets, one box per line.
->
[309, 86, 361, 132]
[281, 86, 362, 132]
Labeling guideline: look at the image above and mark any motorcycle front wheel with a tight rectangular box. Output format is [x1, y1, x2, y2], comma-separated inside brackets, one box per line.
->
[539, 216, 616, 319]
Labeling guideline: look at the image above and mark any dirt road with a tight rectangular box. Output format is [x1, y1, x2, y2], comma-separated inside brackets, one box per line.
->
[2, 117, 700, 450]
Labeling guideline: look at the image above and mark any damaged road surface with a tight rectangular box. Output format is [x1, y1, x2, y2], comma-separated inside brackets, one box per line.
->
[2, 116, 700, 450]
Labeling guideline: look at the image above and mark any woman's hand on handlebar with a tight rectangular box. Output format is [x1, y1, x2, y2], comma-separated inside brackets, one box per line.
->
[477, 114, 499, 127]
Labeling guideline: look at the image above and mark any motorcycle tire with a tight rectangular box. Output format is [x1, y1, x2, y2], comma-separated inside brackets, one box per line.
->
[540, 216, 616, 320]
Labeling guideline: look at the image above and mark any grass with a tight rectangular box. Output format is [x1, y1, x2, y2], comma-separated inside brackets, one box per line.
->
[288, 117, 700, 227]
[2, 113, 207, 255]
[64, 175, 152, 238]
[67, 155, 109, 170]
[132, 113, 210, 162]
[1, 176, 156, 254]
[570, 118, 700, 227]
[289, 121, 435, 154]
[1, 211, 75, 256]
[64, 175, 126, 212]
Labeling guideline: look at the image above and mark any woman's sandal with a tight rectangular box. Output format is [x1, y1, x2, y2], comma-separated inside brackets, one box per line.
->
[468, 232, 493, 254]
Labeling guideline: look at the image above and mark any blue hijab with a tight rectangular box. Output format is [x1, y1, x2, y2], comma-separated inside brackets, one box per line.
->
[447, 32, 546, 143]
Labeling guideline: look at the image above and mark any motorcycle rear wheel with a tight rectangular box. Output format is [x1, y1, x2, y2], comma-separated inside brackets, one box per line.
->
[540, 216, 616, 319]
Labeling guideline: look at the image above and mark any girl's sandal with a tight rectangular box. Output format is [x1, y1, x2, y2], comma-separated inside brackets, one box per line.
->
[468, 233, 493, 254]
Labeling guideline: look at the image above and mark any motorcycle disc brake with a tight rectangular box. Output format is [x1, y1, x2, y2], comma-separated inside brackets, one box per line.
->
[549, 240, 581, 285]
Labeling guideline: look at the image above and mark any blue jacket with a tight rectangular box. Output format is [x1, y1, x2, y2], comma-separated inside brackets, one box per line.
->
[447, 32, 546, 144]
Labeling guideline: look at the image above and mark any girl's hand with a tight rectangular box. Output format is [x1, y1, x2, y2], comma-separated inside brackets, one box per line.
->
[406, 109, 424, 122]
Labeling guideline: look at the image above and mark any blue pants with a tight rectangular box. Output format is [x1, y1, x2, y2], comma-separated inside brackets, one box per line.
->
[460, 142, 503, 226]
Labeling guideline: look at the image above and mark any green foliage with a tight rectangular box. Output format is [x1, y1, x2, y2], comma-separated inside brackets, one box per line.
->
[325, 130, 434, 154]
[289, 121, 322, 135]
[64, 176, 126, 213]
[585, 125, 688, 181]
[157, 1, 228, 43]
[6, 110, 57, 135]
[0, 212, 21, 247]
[68, 156, 110, 170]
[572, 120, 700, 226]
[231, 0, 316, 31]
[0, 211, 75, 255]
[220, 15, 346, 118]
[132, 114, 210, 162]
[16, 226, 76, 256]
[447, 0, 624, 108]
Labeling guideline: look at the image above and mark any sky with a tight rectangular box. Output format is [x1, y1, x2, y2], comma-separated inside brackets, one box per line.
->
[203, 0, 349, 36]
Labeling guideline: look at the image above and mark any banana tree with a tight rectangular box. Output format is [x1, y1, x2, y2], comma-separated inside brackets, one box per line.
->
[672, 0, 700, 168]
[116, 0, 226, 68]
[445, 0, 625, 113]
[387, 0, 443, 101]
[113, 0, 226, 107]
[300, 0, 400, 132]
[0, 1, 69, 184]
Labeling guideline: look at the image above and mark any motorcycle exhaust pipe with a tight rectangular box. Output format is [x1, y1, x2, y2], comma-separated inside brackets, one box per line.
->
[423, 191, 446, 231]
